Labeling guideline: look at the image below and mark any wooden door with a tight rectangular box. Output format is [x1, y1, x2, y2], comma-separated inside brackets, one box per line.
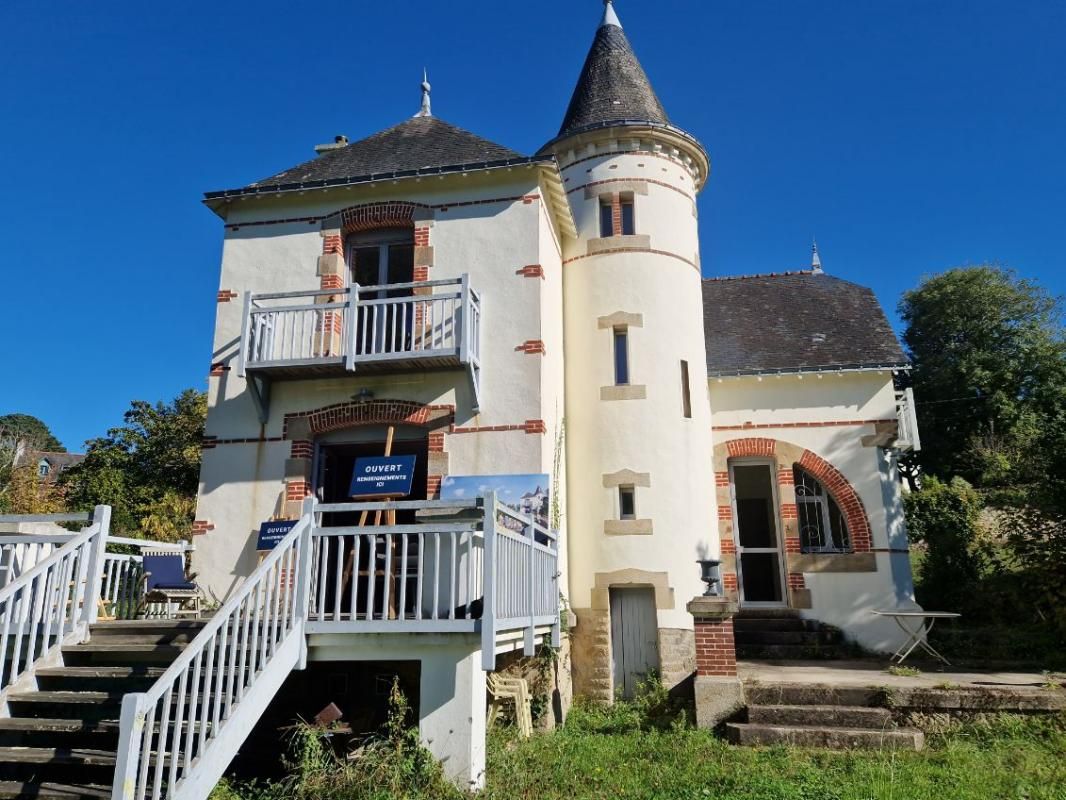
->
[609, 588, 659, 699]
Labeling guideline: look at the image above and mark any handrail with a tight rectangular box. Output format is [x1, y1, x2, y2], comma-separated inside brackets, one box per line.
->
[0, 506, 111, 711]
[111, 515, 312, 800]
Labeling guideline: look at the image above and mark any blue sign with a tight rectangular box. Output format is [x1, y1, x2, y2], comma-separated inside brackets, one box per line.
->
[349, 455, 417, 498]
[257, 519, 297, 551]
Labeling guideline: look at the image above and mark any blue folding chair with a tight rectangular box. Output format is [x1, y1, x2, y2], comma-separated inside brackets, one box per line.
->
[143, 553, 201, 618]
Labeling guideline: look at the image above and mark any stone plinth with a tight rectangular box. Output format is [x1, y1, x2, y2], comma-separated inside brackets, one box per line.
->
[687, 596, 744, 728]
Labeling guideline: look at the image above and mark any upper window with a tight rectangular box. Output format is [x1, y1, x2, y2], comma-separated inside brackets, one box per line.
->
[37, 460, 50, 478]
[613, 328, 630, 385]
[793, 467, 851, 553]
[599, 200, 614, 238]
[680, 360, 692, 418]
[619, 195, 635, 235]
[618, 486, 636, 520]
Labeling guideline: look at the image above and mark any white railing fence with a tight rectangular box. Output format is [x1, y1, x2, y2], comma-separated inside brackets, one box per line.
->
[111, 514, 312, 800]
[0, 507, 111, 711]
[308, 499, 485, 629]
[239, 277, 480, 373]
[480, 493, 561, 670]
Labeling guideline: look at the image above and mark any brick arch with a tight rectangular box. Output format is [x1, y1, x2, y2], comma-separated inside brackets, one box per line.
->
[283, 400, 453, 439]
[338, 202, 429, 236]
[713, 436, 872, 554]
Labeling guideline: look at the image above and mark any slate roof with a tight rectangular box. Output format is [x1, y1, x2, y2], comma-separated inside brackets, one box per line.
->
[554, 15, 670, 140]
[242, 116, 525, 191]
[702, 272, 908, 376]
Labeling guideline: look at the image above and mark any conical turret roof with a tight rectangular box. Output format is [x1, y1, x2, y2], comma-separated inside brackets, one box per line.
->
[555, 3, 670, 140]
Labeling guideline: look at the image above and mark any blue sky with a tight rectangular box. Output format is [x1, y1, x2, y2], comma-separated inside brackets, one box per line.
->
[1, 0, 1063, 450]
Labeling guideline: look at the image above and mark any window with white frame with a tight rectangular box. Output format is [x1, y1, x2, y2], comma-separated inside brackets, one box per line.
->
[37, 460, 50, 478]
[793, 466, 851, 553]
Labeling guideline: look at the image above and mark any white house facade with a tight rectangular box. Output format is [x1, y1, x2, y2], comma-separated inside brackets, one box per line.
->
[188, 0, 921, 784]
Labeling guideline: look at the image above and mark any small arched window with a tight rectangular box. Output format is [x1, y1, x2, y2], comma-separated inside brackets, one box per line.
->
[793, 466, 851, 553]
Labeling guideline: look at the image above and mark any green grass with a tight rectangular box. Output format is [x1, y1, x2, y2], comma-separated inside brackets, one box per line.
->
[484, 713, 1066, 800]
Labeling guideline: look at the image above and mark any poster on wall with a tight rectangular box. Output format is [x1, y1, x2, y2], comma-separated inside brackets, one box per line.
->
[349, 455, 417, 498]
[440, 474, 550, 534]
[256, 520, 298, 551]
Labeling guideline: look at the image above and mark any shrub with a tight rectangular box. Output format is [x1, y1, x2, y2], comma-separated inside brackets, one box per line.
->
[904, 476, 991, 616]
[566, 675, 691, 734]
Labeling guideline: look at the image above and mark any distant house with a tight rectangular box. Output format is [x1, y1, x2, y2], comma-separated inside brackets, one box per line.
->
[14, 449, 84, 484]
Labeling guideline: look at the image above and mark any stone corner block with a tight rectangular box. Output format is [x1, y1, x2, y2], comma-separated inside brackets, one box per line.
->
[686, 596, 739, 620]
[694, 675, 745, 729]
[600, 384, 647, 402]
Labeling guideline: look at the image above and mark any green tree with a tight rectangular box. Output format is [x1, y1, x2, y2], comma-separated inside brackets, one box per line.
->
[0, 413, 65, 453]
[898, 266, 1066, 498]
[62, 389, 207, 540]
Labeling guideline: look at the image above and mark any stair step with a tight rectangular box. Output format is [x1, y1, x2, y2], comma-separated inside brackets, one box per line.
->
[0, 719, 119, 749]
[0, 748, 119, 784]
[736, 609, 802, 619]
[734, 630, 842, 646]
[745, 683, 885, 708]
[736, 643, 848, 660]
[726, 722, 924, 751]
[6, 692, 123, 721]
[90, 620, 207, 634]
[747, 704, 894, 729]
[61, 643, 186, 667]
[0, 782, 111, 800]
[732, 618, 811, 632]
[35, 666, 167, 693]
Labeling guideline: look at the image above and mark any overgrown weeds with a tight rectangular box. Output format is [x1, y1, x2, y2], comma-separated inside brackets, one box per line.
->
[564, 675, 692, 734]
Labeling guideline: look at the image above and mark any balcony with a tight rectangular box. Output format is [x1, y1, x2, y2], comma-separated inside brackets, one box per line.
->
[237, 276, 481, 420]
[894, 387, 921, 452]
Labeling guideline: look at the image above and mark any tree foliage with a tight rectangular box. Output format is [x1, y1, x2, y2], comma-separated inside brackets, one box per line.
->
[0, 413, 65, 454]
[61, 389, 206, 540]
[898, 266, 1066, 500]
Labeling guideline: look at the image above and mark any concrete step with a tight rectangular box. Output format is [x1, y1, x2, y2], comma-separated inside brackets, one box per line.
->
[736, 643, 848, 660]
[0, 718, 119, 750]
[734, 629, 843, 646]
[35, 666, 167, 693]
[0, 782, 110, 800]
[0, 748, 119, 785]
[736, 608, 801, 619]
[61, 643, 186, 667]
[732, 617, 812, 633]
[726, 722, 924, 751]
[747, 704, 894, 729]
[745, 682, 885, 708]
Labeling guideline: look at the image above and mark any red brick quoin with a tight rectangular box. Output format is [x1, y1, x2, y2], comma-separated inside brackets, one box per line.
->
[694, 617, 737, 677]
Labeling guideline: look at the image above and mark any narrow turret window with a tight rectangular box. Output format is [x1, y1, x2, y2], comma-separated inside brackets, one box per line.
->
[613, 328, 630, 385]
[620, 195, 635, 235]
[599, 199, 614, 238]
[618, 486, 636, 520]
[680, 360, 692, 418]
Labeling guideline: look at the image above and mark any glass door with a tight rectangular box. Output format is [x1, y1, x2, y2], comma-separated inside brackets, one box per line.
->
[348, 230, 414, 355]
[729, 461, 787, 606]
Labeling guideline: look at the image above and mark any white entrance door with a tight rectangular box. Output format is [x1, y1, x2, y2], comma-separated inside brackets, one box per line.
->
[609, 588, 659, 699]
[730, 461, 788, 607]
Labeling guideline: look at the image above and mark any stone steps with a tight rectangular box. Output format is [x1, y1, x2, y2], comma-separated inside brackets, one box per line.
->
[734, 610, 849, 660]
[747, 703, 893, 729]
[727, 722, 924, 750]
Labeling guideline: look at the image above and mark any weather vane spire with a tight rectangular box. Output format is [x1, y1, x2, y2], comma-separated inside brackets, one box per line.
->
[415, 68, 432, 118]
[601, 0, 622, 28]
[811, 239, 823, 273]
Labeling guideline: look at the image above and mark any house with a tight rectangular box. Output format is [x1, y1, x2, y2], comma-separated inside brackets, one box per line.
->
[11, 449, 84, 484]
[189, 0, 920, 787]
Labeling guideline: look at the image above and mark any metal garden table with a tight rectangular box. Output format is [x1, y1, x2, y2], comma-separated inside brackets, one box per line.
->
[872, 609, 961, 666]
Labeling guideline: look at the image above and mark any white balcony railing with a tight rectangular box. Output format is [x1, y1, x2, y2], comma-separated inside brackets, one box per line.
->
[239, 276, 480, 372]
[895, 387, 921, 452]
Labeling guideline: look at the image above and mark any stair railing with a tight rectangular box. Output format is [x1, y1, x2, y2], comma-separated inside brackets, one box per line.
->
[0, 505, 111, 714]
[111, 512, 313, 800]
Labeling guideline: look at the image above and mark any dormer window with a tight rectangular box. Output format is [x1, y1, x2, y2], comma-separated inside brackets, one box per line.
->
[37, 460, 51, 478]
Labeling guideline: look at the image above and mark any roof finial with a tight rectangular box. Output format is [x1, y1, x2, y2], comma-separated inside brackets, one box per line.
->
[601, 0, 622, 28]
[811, 239, 823, 273]
[415, 68, 432, 118]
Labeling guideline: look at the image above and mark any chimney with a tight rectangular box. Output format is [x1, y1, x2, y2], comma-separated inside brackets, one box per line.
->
[314, 135, 349, 156]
